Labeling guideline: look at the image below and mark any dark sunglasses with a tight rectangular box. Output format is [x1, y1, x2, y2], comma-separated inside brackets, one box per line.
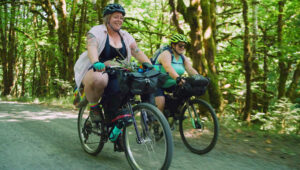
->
[178, 44, 186, 48]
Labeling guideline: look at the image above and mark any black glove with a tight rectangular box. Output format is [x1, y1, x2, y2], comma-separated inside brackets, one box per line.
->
[176, 76, 182, 85]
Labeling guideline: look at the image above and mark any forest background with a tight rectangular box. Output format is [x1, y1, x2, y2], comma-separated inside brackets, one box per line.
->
[0, 0, 299, 135]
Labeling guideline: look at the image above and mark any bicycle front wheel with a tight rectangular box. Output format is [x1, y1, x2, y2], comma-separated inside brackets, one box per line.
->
[124, 103, 173, 170]
[77, 106, 104, 155]
[179, 99, 219, 154]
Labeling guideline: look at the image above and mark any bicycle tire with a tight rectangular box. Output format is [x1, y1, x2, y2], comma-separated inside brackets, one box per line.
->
[123, 103, 173, 170]
[179, 99, 219, 154]
[77, 105, 105, 155]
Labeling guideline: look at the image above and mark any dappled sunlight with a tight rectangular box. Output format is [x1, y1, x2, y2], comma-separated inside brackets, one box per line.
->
[0, 101, 77, 122]
[204, 26, 212, 40]
[6, 119, 19, 122]
[183, 128, 213, 138]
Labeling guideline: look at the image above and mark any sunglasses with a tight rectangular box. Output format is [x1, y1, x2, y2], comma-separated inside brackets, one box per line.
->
[178, 44, 186, 48]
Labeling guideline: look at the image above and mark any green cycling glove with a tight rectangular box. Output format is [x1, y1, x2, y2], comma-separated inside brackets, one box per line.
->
[93, 61, 105, 71]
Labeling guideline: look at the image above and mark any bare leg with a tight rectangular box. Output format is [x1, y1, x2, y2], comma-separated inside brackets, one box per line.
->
[82, 69, 109, 103]
[155, 96, 165, 112]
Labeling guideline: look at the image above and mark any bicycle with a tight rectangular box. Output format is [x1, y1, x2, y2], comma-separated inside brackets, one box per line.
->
[162, 76, 219, 154]
[77, 66, 173, 170]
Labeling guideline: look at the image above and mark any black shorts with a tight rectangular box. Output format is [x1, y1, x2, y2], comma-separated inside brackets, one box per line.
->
[154, 86, 176, 97]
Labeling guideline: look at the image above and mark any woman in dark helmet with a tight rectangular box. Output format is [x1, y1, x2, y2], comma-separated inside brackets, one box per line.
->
[74, 4, 152, 123]
[153, 34, 199, 112]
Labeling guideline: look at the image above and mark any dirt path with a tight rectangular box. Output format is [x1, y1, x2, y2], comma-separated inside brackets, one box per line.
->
[0, 101, 299, 170]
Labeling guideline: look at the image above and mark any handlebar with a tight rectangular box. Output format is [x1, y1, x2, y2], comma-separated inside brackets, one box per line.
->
[93, 63, 154, 75]
[176, 75, 210, 87]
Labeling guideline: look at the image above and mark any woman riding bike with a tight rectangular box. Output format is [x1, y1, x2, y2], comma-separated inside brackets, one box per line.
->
[153, 34, 218, 155]
[153, 34, 200, 112]
[74, 3, 152, 148]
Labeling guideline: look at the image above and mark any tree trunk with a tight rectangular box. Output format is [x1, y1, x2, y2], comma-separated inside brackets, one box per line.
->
[37, 0, 59, 96]
[7, 0, 17, 96]
[55, 0, 71, 81]
[251, 0, 258, 73]
[21, 48, 26, 97]
[31, 51, 37, 97]
[96, 0, 109, 24]
[37, 49, 49, 97]
[75, 0, 88, 60]
[210, 0, 216, 43]
[286, 61, 300, 101]
[0, 4, 9, 95]
[169, 0, 223, 111]
[170, 0, 206, 75]
[260, 27, 269, 113]
[30, 4, 38, 97]
[20, 4, 28, 97]
[277, 0, 288, 99]
[201, 0, 223, 111]
[241, 0, 253, 122]
[251, 0, 259, 110]
[169, 0, 184, 34]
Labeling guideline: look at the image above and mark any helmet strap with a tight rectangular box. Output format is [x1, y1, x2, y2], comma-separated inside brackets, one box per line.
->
[174, 49, 181, 56]
[108, 21, 120, 33]
[171, 45, 181, 56]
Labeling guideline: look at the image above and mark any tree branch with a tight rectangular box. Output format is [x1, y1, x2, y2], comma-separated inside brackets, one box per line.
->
[217, 7, 241, 16]
[169, 0, 184, 34]
[29, 9, 48, 21]
[125, 17, 156, 29]
[177, 0, 187, 16]
[122, 26, 166, 37]
[0, 0, 36, 6]
[217, 22, 241, 29]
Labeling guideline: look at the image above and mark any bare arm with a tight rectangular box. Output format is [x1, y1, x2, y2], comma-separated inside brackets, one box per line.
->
[183, 55, 198, 76]
[86, 33, 99, 64]
[159, 51, 180, 80]
[130, 42, 151, 64]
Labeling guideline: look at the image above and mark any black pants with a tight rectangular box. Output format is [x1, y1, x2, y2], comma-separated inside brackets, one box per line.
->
[101, 75, 125, 120]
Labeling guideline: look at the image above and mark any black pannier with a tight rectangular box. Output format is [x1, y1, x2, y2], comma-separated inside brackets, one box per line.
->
[174, 75, 209, 97]
[128, 69, 167, 95]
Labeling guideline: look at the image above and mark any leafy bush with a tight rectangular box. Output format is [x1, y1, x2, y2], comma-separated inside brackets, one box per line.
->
[252, 98, 300, 135]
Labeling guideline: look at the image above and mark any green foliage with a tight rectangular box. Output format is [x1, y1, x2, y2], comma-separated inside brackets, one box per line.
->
[0, 0, 299, 133]
[121, 0, 178, 56]
[50, 78, 73, 96]
[0, 95, 75, 110]
[252, 98, 300, 135]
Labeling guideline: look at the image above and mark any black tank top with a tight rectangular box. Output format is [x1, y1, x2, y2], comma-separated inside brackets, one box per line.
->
[99, 34, 127, 63]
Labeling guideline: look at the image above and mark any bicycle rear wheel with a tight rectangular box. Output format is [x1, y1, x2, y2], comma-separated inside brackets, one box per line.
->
[124, 103, 173, 170]
[179, 99, 219, 154]
[77, 106, 105, 155]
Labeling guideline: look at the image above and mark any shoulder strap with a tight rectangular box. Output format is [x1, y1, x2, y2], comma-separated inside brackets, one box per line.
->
[180, 54, 185, 63]
[166, 46, 185, 63]
[151, 45, 171, 64]
[169, 49, 185, 64]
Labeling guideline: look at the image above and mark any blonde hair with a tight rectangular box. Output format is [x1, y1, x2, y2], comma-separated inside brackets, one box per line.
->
[103, 14, 111, 26]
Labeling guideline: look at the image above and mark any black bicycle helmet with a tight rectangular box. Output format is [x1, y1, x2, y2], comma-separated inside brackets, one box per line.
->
[103, 4, 126, 17]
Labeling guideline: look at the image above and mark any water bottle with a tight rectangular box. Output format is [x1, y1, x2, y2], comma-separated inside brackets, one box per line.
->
[109, 124, 122, 142]
[138, 65, 144, 73]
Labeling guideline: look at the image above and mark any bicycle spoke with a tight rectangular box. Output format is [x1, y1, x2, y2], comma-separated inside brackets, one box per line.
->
[124, 103, 173, 170]
[179, 99, 218, 154]
[77, 106, 104, 155]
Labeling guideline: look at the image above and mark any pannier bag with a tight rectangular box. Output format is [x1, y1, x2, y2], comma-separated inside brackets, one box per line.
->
[174, 74, 209, 97]
[128, 69, 167, 95]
